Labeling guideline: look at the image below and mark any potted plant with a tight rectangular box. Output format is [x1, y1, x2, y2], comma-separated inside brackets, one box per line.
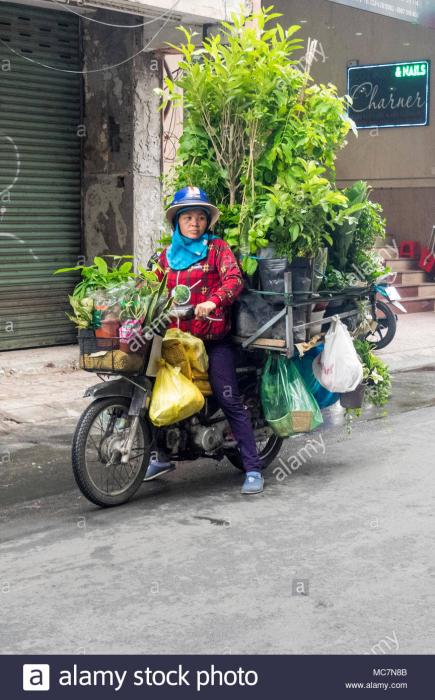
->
[55, 256, 171, 352]
[322, 182, 389, 292]
[355, 338, 391, 405]
[65, 296, 94, 330]
[118, 288, 151, 354]
[119, 275, 172, 354]
[339, 381, 367, 410]
[342, 338, 391, 419]
[55, 256, 139, 348]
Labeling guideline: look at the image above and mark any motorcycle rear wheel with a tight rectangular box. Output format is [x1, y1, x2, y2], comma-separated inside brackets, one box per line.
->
[72, 397, 151, 507]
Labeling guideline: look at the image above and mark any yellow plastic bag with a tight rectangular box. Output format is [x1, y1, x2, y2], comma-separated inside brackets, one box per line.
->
[162, 328, 212, 395]
[149, 360, 205, 427]
[161, 336, 191, 379]
[163, 328, 208, 374]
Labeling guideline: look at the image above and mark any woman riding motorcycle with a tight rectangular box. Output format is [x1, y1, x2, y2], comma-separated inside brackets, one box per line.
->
[144, 187, 264, 495]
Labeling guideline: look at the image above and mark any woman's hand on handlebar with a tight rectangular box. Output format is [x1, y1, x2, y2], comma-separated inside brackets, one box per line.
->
[194, 301, 217, 319]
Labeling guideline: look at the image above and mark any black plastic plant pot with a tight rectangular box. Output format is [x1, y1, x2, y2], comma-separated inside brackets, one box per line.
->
[290, 257, 313, 299]
[258, 257, 289, 304]
[258, 256, 313, 305]
[340, 383, 366, 409]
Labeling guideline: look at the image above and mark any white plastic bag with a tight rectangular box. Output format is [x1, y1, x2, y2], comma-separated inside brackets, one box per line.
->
[312, 317, 363, 393]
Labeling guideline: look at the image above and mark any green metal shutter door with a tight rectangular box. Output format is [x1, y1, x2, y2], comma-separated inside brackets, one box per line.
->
[0, 2, 81, 350]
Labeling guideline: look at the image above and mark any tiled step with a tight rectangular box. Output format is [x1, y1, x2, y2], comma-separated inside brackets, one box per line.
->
[394, 285, 419, 298]
[369, 255, 434, 312]
[386, 258, 420, 272]
[394, 296, 435, 314]
[418, 284, 435, 296]
[394, 283, 435, 297]
[393, 270, 428, 285]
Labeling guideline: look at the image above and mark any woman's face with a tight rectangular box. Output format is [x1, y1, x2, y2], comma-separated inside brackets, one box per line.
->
[178, 209, 208, 239]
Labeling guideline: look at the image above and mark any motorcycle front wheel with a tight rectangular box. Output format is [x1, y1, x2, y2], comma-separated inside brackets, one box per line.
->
[365, 300, 397, 350]
[72, 397, 151, 507]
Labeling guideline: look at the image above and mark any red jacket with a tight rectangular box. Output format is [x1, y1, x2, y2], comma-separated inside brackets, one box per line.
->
[156, 237, 243, 340]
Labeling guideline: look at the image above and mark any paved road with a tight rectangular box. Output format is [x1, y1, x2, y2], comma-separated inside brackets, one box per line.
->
[1, 369, 435, 654]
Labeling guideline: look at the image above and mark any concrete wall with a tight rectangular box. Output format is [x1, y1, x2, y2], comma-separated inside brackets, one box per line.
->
[83, 10, 165, 267]
[132, 32, 163, 269]
[83, 2, 255, 267]
[83, 10, 137, 260]
[272, 0, 435, 245]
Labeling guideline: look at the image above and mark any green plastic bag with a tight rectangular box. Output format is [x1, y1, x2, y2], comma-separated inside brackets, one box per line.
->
[260, 354, 323, 437]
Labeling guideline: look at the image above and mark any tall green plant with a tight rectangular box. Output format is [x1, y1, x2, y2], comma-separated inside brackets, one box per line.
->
[156, 5, 356, 272]
[245, 160, 349, 264]
[329, 180, 368, 271]
[324, 184, 388, 289]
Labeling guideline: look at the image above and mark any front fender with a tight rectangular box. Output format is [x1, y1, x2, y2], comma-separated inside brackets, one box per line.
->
[84, 377, 141, 400]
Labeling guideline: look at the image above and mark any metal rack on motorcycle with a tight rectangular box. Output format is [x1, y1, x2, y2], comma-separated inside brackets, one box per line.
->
[232, 271, 374, 358]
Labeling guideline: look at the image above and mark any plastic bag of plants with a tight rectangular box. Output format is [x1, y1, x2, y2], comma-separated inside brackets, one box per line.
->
[116, 277, 171, 353]
[260, 354, 323, 437]
[86, 290, 119, 346]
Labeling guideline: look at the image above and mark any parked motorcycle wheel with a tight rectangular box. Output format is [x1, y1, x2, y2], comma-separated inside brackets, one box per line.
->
[365, 300, 397, 350]
[72, 397, 151, 507]
[224, 382, 283, 471]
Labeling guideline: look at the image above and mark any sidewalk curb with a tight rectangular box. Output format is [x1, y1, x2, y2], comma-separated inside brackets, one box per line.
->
[379, 349, 435, 374]
[2, 344, 435, 377]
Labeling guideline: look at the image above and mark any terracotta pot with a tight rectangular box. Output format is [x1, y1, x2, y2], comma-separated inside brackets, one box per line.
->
[95, 319, 120, 348]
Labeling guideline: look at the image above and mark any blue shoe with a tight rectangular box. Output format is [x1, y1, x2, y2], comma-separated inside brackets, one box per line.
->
[143, 460, 176, 481]
[241, 471, 264, 495]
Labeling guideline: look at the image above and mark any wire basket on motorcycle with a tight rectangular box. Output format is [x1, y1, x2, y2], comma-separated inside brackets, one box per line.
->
[78, 331, 153, 375]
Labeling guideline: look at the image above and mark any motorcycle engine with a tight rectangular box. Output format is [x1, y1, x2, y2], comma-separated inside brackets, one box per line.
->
[189, 418, 228, 453]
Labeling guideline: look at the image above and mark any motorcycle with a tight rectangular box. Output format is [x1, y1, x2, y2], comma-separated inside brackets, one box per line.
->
[72, 334, 282, 508]
[71, 277, 400, 508]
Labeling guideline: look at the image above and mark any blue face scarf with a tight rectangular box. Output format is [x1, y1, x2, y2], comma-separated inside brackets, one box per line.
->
[167, 219, 217, 271]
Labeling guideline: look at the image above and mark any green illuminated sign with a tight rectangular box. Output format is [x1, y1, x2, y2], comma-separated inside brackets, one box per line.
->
[395, 63, 427, 78]
[347, 60, 430, 128]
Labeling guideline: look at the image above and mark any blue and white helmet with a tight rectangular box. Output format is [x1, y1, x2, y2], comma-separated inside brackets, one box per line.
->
[165, 187, 221, 229]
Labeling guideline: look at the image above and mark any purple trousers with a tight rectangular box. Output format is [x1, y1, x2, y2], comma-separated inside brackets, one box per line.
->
[205, 337, 262, 473]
